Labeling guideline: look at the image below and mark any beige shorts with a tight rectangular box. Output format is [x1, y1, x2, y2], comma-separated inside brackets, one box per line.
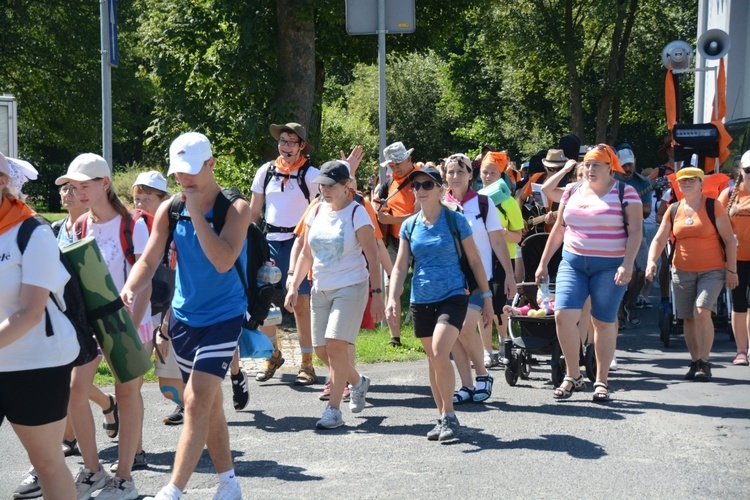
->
[311, 280, 369, 346]
[384, 242, 398, 287]
[671, 267, 726, 319]
[146, 331, 182, 380]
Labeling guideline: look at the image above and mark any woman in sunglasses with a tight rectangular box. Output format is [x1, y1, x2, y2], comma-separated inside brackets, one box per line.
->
[537, 144, 643, 402]
[647, 167, 737, 380]
[443, 154, 515, 405]
[718, 150, 750, 366]
[386, 166, 492, 441]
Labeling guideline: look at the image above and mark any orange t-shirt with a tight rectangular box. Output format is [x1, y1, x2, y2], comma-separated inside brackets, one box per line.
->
[718, 187, 750, 261]
[383, 177, 416, 239]
[669, 198, 727, 272]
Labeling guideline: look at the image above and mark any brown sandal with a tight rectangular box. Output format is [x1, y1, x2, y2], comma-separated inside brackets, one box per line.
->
[294, 365, 317, 386]
[255, 352, 285, 382]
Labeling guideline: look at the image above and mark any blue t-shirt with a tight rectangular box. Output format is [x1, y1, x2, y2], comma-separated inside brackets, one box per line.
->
[401, 207, 472, 304]
[173, 205, 248, 327]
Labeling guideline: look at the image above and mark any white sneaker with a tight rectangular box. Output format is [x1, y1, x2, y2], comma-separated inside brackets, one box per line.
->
[212, 480, 242, 500]
[95, 476, 138, 500]
[144, 484, 182, 500]
[610, 357, 618, 371]
[316, 405, 344, 429]
[12, 468, 41, 499]
[348, 375, 370, 413]
[75, 461, 109, 500]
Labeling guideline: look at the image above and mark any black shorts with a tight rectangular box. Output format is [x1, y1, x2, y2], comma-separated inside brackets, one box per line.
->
[731, 260, 750, 313]
[410, 294, 469, 338]
[0, 363, 72, 427]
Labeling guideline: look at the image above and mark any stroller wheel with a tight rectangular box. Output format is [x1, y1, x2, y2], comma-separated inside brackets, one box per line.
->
[584, 343, 597, 382]
[505, 353, 519, 386]
[520, 352, 532, 380]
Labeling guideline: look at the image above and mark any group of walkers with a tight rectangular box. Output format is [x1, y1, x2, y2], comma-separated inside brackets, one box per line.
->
[2, 123, 750, 500]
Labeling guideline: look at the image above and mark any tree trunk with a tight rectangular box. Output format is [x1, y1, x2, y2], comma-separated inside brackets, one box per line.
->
[275, 0, 316, 136]
[563, 0, 585, 140]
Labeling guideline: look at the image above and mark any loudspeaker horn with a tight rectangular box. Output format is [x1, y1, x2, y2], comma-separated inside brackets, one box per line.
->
[661, 40, 693, 73]
[697, 29, 730, 60]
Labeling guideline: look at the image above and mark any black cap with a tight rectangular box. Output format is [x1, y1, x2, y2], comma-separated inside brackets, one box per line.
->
[313, 160, 350, 186]
[407, 166, 442, 185]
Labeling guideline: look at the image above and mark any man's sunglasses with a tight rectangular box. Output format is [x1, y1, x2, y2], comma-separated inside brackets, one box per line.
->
[412, 180, 437, 191]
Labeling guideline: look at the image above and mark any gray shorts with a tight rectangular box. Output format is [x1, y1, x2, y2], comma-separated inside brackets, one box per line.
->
[311, 280, 369, 346]
[384, 242, 398, 287]
[671, 268, 725, 319]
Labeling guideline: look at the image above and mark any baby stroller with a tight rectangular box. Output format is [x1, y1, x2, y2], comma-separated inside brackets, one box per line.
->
[658, 241, 733, 347]
[504, 233, 598, 386]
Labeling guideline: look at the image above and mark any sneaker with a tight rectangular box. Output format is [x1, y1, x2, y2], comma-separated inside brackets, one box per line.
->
[109, 451, 147, 473]
[145, 485, 182, 500]
[635, 295, 646, 308]
[95, 476, 138, 500]
[498, 345, 508, 365]
[319, 380, 332, 401]
[685, 361, 700, 380]
[483, 351, 493, 368]
[438, 413, 460, 441]
[641, 297, 653, 308]
[231, 369, 250, 411]
[610, 357, 618, 371]
[212, 480, 242, 500]
[12, 468, 41, 499]
[623, 305, 640, 326]
[348, 375, 371, 413]
[733, 352, 749, 366]
[694, 360, 712, 381]
[75, 462, 109, 500]
[426, 418, 443, 441]
[316, 405, 344, 429]
[163, 405, 184, 425]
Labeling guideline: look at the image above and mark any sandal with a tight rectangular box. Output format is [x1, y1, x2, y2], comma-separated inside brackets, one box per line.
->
[452, 386, 474, 405]
[255, 351, 285, 382]
[553, 375, 586, 400]
[62, 438, 79, 457]
[733, 352, 749, 366]
[472, 374, 494, 403]
[294, 365, 317, 386]
[102, 394, 119, 439]
[592, 382, 611, 403]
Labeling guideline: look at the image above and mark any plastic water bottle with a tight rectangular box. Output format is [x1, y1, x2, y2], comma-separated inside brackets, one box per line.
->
[257, 260, 282, 285]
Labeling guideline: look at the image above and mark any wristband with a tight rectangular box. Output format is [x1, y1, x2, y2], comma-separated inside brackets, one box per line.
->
[287, 270, 295, 276]
[480, 290, 493, 299]
[727, 269, 737, 274]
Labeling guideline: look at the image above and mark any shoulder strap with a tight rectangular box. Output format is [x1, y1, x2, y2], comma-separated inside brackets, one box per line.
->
[705, 197, 726, 260]
[618, 181, 629, 236]
[404, 213, 418, 242]
[569, 180, 584, 196]
[297, 159, 312, 202]
[261, 161, 276, 194]
[73, 213, 88, 240]
[478, 194, 489, 226]
[17, 216, 43, 254]
[120, 211, 137, 266]
[668, 201, 680, 264]
[212, 187, 244, 235]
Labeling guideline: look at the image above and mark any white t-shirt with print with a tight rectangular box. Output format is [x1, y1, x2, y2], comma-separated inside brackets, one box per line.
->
[83, 214, 152, 327]
[251, 162, 320, 241]
[306, 201, 373, 292]
[0, 222, 79, 371]
[462, 195, 504, 279]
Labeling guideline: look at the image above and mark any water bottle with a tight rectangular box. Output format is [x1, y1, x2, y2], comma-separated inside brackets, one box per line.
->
[257, 260, 282, 285]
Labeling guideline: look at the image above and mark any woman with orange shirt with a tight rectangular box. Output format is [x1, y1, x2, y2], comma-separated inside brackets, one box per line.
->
[718, 150, 750, 366]
[646, 167, 738, 381]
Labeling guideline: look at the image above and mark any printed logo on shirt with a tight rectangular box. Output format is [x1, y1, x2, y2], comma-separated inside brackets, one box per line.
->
[0, 253, 10, 261]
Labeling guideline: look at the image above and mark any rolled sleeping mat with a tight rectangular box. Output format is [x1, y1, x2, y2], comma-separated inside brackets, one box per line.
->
[62, 237, 151, 383]
[478, 177, 511, 205]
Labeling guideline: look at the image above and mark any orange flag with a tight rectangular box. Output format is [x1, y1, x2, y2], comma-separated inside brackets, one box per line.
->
[665, 70, 677, 130]
[711, 58, 726, 121]
[704, 119, 732, 173]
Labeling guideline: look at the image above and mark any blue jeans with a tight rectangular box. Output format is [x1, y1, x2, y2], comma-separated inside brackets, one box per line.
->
[555, 250, 627, 323]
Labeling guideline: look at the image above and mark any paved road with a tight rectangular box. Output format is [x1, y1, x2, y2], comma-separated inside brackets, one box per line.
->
[2, 304, 749, 499]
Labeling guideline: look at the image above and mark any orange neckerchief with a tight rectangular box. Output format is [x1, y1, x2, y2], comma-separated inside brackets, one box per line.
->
[274, 155, 308, 188]
[0, 196, 36, 236]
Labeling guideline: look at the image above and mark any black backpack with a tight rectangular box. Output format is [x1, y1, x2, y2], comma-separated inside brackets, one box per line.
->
[168, 187, 274, 330]
[262, 158, 313, 203]
[16, 216, 99, 367]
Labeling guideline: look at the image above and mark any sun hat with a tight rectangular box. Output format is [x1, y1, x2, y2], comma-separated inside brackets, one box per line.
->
[0, 152, 10, 177]
[168, 132, 213, 176]
[740, 150, 750, 169]
[381, 142, 414, 167]
[133, 170, 169, 193]
[56, 153, 111, 185]
[445, 153, 473, 171]
[676, 167, 704, 181]
[617, 148, 635, 165]
[542, 149, 568, 168]
[269, 122, 314, 155]
[313, 161, 351, 186]
[407, 166, 442, 185]
[481, 151, 509, 173]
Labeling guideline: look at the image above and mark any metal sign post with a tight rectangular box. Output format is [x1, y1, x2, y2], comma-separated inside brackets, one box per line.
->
[100, 0, 117, 168]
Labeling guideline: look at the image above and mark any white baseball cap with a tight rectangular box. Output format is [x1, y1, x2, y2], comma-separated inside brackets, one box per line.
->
[132, 170, 169, 193]
[55, 153, 111, 185]
[168, 132, 213, 175]
[616, 148, 635, 165]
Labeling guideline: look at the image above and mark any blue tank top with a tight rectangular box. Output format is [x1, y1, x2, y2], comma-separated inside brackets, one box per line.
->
[172, 206, 248, 327]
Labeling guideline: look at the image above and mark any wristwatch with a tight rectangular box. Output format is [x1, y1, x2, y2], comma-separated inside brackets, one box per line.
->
[371, 288, 383, 296]
[480, 290, 493, 299]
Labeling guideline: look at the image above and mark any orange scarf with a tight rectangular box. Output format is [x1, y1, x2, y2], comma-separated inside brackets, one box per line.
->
[583, 144, 625, 174]
[274, 156, 308, 188]
[0, 196, 36, 236]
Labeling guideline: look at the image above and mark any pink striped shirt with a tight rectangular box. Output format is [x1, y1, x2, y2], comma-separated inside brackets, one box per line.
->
[561, 181, 641, 258]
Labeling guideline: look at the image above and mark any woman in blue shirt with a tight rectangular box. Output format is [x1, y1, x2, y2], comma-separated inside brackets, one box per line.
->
[386, 167, 493, 442]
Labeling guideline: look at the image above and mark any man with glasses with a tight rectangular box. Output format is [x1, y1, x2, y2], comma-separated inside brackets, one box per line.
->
[372, 142, 419, 347]
[249, 123, 320, 387]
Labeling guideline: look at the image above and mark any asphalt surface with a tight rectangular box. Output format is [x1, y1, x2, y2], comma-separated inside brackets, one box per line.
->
[1, 303, 749, 499]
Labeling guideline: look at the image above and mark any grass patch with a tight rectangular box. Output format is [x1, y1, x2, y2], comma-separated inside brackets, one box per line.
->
[93, 358, 158, 387]
[43, 212, 67, 222]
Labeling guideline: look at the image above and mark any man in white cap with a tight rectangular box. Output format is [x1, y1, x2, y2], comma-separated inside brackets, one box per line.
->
[122, 132, 251, 500]
[371, 141, 418, 347]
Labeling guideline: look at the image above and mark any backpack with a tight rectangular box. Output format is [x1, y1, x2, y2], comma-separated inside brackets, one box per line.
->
[668, 197, 724, 263]
[168, 187, 274, 330]
[404, 206, 479, 293]
[17, 216, 99, 367]
[262, 158, 313, 203]
[74, 209, 174, 318]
